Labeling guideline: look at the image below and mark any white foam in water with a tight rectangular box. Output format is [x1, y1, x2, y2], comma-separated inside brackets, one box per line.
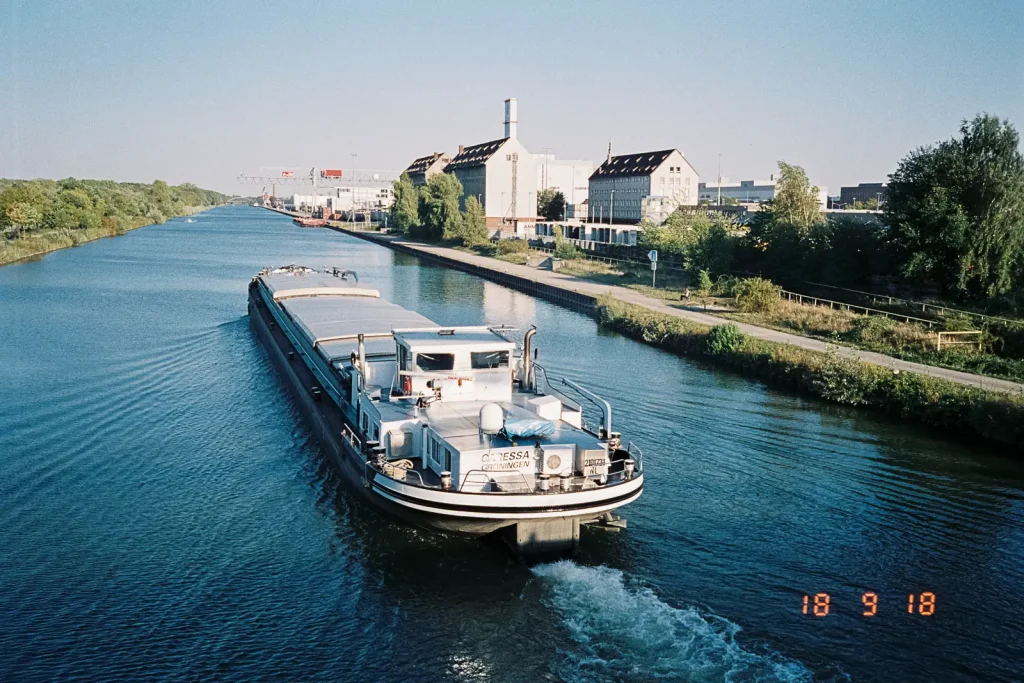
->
[531, 561, 818, 683]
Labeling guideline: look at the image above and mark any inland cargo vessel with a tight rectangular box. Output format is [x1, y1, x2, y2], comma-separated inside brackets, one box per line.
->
[248, 265, 644, 555]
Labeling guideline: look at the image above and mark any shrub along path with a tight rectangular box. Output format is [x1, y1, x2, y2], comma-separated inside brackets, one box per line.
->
[339, 230, 1024, 396]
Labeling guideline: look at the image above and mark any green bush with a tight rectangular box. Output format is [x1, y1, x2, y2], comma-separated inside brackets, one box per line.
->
[942, 313, 976, 332]
[812, 351, 877, 405]
[497, 239, 529, 255]
[850, 315, 898, 345]
[472, 242, 497, 257]
[697, 269, 713, 294]
[553, 236, 581, 260]
[706, 323, 745, 355]
[733, 277, 782, 313]
[712, 275, 738, 296]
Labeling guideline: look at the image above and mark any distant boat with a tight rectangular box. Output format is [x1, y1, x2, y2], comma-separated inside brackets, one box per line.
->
[186, 218, 194, 223]
[293, 217, 327, 228]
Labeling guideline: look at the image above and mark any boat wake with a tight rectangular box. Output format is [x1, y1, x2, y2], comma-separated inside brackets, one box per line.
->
[532, 561, 827, 683]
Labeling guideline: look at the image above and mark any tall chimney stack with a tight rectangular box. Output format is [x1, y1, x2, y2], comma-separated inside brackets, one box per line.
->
[607, 139, 613, 164]
[504, 98, 518, 140]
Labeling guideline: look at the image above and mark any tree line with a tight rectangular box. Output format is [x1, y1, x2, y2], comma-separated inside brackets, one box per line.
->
[390, 173, 488, 246]
[637, 114, 1024, 310]
[0, 177, 227, 240]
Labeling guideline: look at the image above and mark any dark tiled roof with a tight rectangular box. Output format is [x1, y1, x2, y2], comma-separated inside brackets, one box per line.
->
[446, 138, 508, 170]
[590, 149, 678, 180]
[404, 152, 448, 175]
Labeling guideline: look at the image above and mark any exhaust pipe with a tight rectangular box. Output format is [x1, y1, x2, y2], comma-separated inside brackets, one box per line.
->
[522, 326, 537, 391]
[357, 333, 367, 391]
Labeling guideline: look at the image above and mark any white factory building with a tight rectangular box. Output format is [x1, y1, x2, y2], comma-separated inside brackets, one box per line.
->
[446, 98, 538, 229]
[699, 178, 829, 209]
[534, 155, 594, 209]
[588, 148, 699, 223]
[290, 186, 394, 213]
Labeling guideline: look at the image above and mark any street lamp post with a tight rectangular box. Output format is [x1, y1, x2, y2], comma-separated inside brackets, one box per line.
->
[350, 154, 358, 226]
[717, 153, 722, 207]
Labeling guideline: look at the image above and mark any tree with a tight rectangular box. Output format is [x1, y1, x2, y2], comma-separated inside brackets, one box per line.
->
[638, 211, 737, 273]
[5, 203, 41, 238]
[885, 114, 1024, 298]
[457, 196, 488, 246]
[417, 173, 463, 241]
[537, 189, 566, 221]
[772, 161, 822, 231]
[390, 173, 420, 235]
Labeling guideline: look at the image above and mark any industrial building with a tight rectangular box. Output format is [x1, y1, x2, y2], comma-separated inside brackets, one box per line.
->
[403, 152, 450, 188]
[699, 177, 830, 209]
[840, 182, 887, 206]
[588, 148, 699, 223]
[289, 186, 394, 213]
[534, 154, 594, 211]
[446, 98, 538, 230]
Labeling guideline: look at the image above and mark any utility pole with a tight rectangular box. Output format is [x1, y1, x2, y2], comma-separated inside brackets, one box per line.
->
[350, 154, 357, 225]
[510, 152, 519, 225]
[310, 167, 317, 216]
[717, 153, 722, 207]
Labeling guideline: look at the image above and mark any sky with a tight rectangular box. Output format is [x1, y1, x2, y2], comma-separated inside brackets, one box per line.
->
[1, 0, 1022, 195]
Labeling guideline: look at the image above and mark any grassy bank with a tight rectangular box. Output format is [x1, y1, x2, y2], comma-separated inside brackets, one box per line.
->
[1, 177, 226, 267]
[557, 256, 1024, 384]
[722, 301, 1024, 383]
[0, 208, 209, 266]
[596, 296, 1024, 450]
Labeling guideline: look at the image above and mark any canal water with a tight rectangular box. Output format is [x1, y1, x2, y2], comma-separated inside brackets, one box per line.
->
[1, 206, 1022, 682]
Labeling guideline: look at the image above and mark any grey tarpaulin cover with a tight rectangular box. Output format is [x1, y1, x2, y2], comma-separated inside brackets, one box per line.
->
[503, 418, 555, 438]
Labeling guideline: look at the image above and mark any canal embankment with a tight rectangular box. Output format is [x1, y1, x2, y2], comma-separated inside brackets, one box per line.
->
[1, 205, 221, 267]
[332, 225, 1024, 450]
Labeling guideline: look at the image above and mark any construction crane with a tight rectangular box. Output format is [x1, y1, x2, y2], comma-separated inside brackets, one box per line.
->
[239, 165, 402, 215]
[238, 166, 401, 211]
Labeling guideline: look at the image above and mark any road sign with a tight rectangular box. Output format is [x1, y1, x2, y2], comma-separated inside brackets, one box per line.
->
[650, 262, 657, 271]
[648, 249, 658, 262]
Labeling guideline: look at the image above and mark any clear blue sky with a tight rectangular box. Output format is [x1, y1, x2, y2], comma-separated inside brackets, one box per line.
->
[2, 0, 1022, 194]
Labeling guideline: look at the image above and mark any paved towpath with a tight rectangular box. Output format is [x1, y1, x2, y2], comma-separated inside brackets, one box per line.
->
[339, 229, 1024, 396]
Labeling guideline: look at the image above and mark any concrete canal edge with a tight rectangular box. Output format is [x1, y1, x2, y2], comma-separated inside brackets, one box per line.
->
[328, 226, 1024, 451]
[336, 228, 599, 316]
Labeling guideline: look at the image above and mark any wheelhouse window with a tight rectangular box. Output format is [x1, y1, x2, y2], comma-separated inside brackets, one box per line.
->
[470, 351, 509, 369]
[415, 353, 454, 371]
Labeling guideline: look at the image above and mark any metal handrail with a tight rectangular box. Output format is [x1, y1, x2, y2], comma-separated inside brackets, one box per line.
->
[459, 469, 532, 493]
[531, 363, 583, 413]
[366, 459, 438, 489]
[626, 441, 644, 473]
[780, 289, 938, 327]
[801, 280, 1024, 328]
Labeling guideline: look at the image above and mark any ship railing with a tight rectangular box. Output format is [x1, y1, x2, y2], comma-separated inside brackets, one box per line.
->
[397, 468, 427, 487]
[530, 363, 583, 414]
[365, 460, 440, 489]
[627, 442, 644, 473]
[459, 470, 532, 493]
